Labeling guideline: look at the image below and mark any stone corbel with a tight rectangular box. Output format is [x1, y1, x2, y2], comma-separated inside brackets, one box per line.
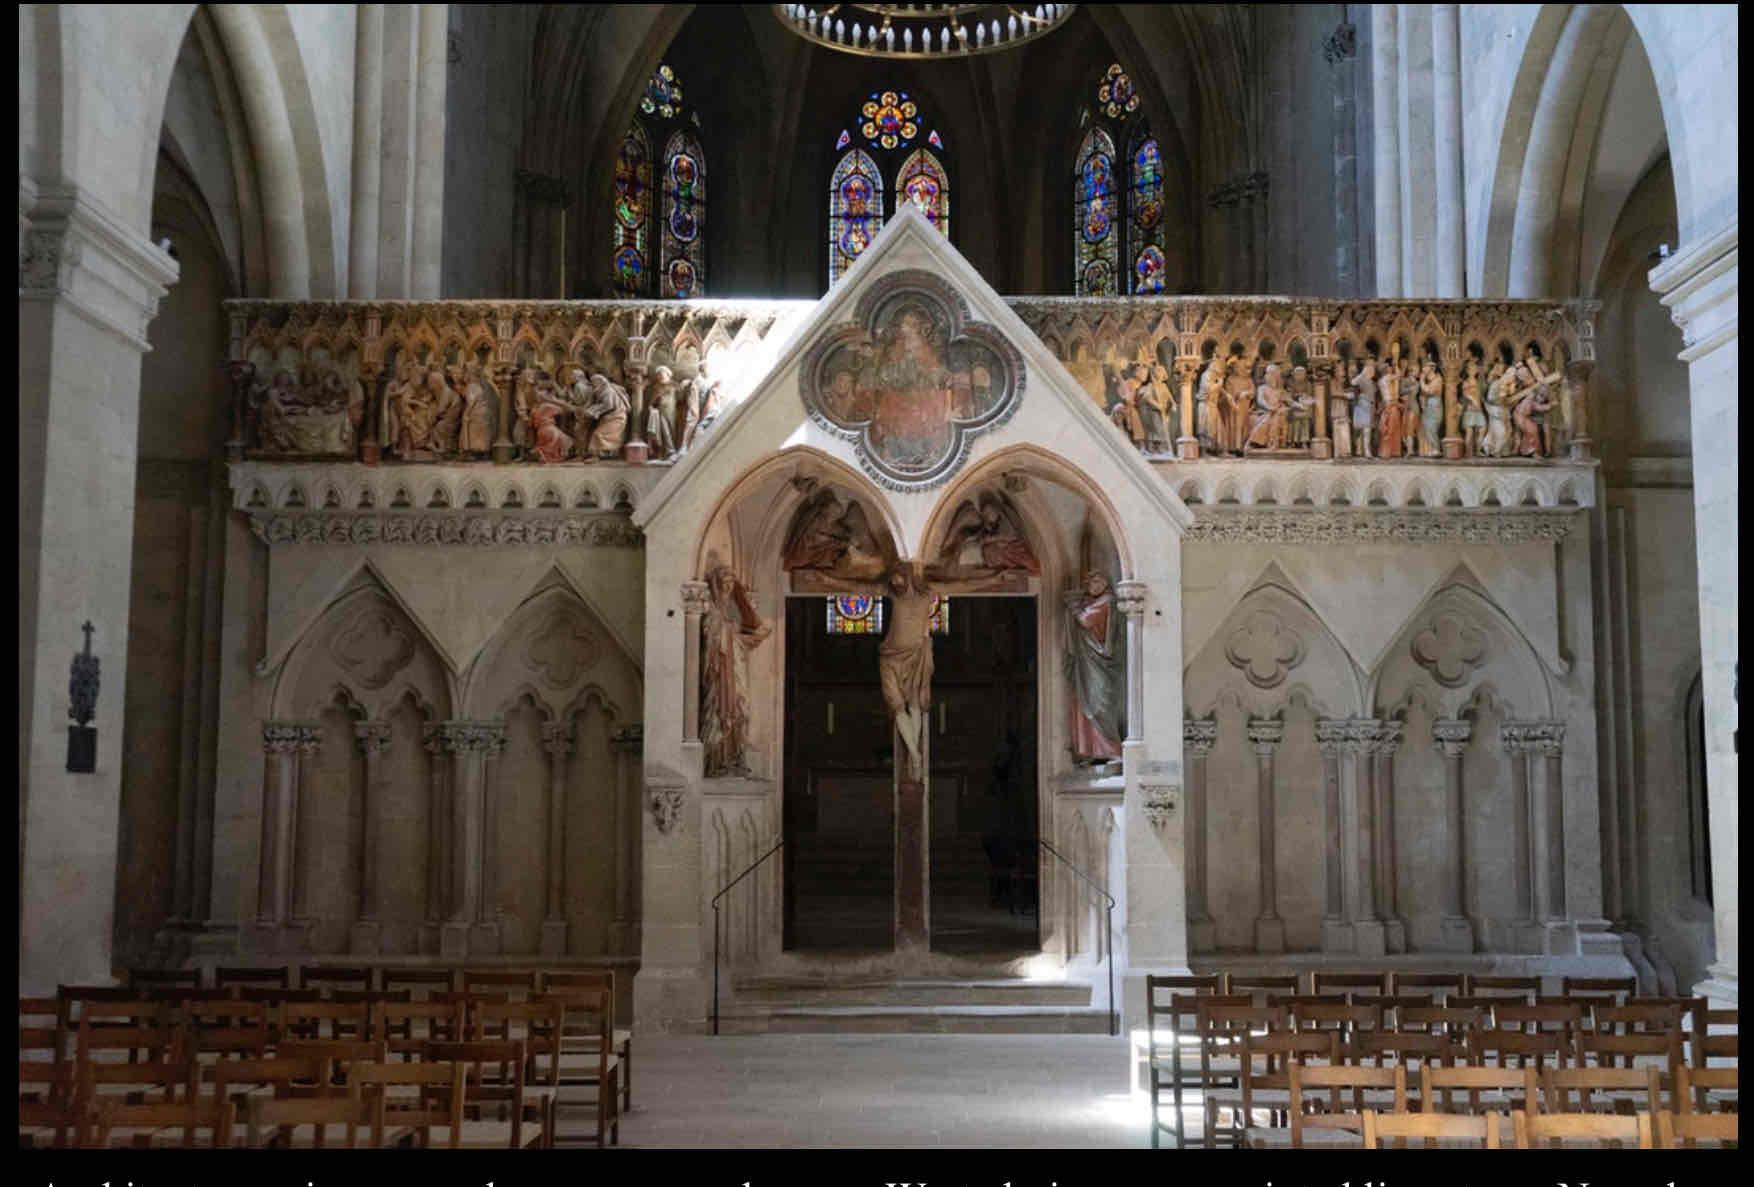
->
[647, 771, 688, 835]
[1140, 783, 1179, 831]
[19, 185, 179, 351]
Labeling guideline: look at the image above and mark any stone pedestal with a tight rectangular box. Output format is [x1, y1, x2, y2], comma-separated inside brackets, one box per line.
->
[470, 921, 502, 955]
[1354, 919, 1387, 957]
[623, 439, 650, 464]
[1176, 436, 1200, 461]
[349, 920, 382, 955]
[1254, 917, 1286, 953]
[1437, 916, 1476, 953]
[1321, 919, 1354, 952]
[1311, 438, 1334, 460]
[540, 918, 569, 956]
[440, 921, 471, 959]
[1441, 437, 1463, 459]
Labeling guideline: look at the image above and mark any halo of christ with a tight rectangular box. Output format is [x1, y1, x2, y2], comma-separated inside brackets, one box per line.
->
[801, 270, 1025, 491]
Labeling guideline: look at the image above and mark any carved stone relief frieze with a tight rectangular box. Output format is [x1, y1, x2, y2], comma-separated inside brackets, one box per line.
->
[1183, 510, 1577, 544]
[248, 513, 644, 549]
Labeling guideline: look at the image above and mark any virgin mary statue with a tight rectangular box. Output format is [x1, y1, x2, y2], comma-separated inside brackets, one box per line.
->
[1065, 572, 1126, 763]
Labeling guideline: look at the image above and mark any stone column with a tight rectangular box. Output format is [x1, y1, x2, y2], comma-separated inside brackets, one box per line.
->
[681, 581, 711, 744]
[1432, 719, 1479, 951]
[1344, 719, 1386, 956]
[1248, 717, 1286, 953]
[284, 724, 323, 949]
[350, 721, 391, 954]
[255, 723, 303, 939]
[623, 360, 650, 463]
[611, 724, 644, 953]
[1311, 362, 1334, 459]
[476, 725, 508, 953]
[1370, 3, 1402, 295]
[1325, 11, 1360, 297]
[1649, 228, 1738, 1005]
[1431, 3, 1465, 297]
[1531, 721, 1572, 953]
[1115, 582, 1148, 745]
[1315, 721, 1348, 950]
[1501, 723, 1540, 950]
[1175, 359, 1200, 459]
[223, 359, 254, 462]
[348, 3, 386, 298]
[491, 361, 517, 463]
[421, 722, 448, 943]
[409, 2, 448, 298]
[1564, 360, 1595, 460]
[1183, 720, 1218, 952]
[539, 721, 574, 956]
[440, 721, 504, 958]
[357, 361, 383, 465]
[1373, 720, 1407, 952]
[18, 189, 176, 993]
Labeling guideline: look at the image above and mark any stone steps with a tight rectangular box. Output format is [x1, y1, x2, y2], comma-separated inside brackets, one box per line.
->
[732, 976, 1091, 1006]
[720, 972, 1103, 1033]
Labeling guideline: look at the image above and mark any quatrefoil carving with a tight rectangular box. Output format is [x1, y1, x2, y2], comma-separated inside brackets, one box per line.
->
[1224, 610, 1305, 689]
[1411, 613, 1487, 688]
[523, 609, 602, 688]
[330, 608, 416, 689]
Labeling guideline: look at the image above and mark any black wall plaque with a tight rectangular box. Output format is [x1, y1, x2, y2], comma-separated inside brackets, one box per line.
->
[67, 620, 99, 773]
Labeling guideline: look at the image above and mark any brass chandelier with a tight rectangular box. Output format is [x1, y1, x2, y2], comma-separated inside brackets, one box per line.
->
[775, 4, 1076, 58]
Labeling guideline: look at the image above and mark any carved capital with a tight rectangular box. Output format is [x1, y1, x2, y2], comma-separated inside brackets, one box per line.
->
[1432, 718, 1473, 757]
[540, 722, 576, 757]
[1338, 717, 1381, 755]
[1246, 717, 1285, 756]
[681, 580, 712, 616]
[1520, 720, 1566, 756]
[1183, 718, 1218, 756]
[422, 722, 446, 754]
[438, 721, 507, 754]
[610, 723, 645, 755]
[353, 721, 392, 754]
[1141, 784, 1179, 832]
[293, 724, 325, 754]
[1314, 719, 1348, 756]
[1114, 580, 1148, 619]
[262, 721, 304, 755]
[1372, 720, 1405, 757]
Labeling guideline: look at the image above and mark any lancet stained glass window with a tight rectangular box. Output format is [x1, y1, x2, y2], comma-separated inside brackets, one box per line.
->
[661, 130, 706, 298]
[612, 123, 652, 297]
[896, 149, 950, 240]
[1074, 126, 1118, 297]
[829, 149, 885, 285]
[613, 64, 704, 298]
[1128, 131, 1165, 294]
[823, 595, 948, 635]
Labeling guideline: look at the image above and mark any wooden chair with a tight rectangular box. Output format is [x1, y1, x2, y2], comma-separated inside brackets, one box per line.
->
[1676, 1064, 1737, 1116]
[300, 964, 374, 994]
[1540, 1065, 1662, 1116]
[1513, 1109, 1652, 1149]
[1231, 1029, 1339, 1149]
[184, 999, 274, 1062]
[379, 998, 467, 1063]
[1447, 994, 1512, 1016]
[71, 997, 178, 1075]
[87, 1093, 213, 1149]
[1656, 1108, 1738, 1149]
[1311, 971, 1389, 998]
[275, 1038, 389, 1096]
[1228, 973, 1303, 1002]
[215, 966, 291, 992]
[19, 1001, 78, 1149]
[73, 1050, 198, 1148]
[126, 968, 204, 991]
[209, 1055, 328, 1148]
[1495, 1003, 1585, 1063]
[1352, 993, 1435, 1028]
[544, 972, 634, 1110]
[538, 987, 620, 1148]
[279, 998, 373, 1042]
[1144, 975, 1229, 1149]
[1398, 1005, 1487, 1039]
[425, 1039, 546, 1148]
[1362, 1109, 1501, 1149]
[347, 1059, 467, 1149]
[1578, 1030, 1682, 1076]
[1195, 1001, 1286, 1149]
[1291, 1001, 1383, 1044]
[244, 1089, 373, 1148]
[380, 968, 456, 998]
[462, 969, 540, 998]
[1463, 974, 1542, 999]
[1595, 1001, 1689, 1038]
[474, 998, 565, 1145]
[1562, 975, 1636, 1004]
[1423, 1064, 1538, 1118]
[1470, 1027, 1571, 1072]
[1389, 971, 1463, 1002]
[1351, 1032, 1455, 1111]
[1693, 1006, 1737, 1068]
[1288, 1063, 1407, 1148]
[1537, 992, 1617, 1028]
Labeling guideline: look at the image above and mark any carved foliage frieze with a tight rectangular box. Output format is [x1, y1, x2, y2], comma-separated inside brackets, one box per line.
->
[248, 513, 644, 549]
[1184, 510, 1577, 544]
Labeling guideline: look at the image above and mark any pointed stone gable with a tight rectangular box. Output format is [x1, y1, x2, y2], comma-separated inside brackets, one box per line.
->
[636, 204, 1189, 560]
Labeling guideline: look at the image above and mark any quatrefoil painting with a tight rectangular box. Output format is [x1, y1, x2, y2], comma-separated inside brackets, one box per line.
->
[802, 271, 1024, 490]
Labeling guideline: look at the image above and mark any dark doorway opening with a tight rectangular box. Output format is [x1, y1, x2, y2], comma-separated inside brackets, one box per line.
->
[781, 594, 1040, 955]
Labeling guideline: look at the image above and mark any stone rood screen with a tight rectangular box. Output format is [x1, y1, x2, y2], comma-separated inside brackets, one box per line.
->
[219, 295, 1599, 469]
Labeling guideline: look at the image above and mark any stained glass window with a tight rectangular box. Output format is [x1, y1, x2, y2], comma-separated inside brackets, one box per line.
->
[930, 595, 949, 635]
[640, 63, 682, 119]
[826, 594, 884, 635]
[896, 149, 950, 239]
[1097, 63, 1139, 119]
[1074, 127, 1118, 296]
[611, 123, 652, 297]
[661, 130, 706, 298]
[829, 149, 885, 285]
[1128, 132, 1165, 294]
[861, 91, 918, 149]
[835, 129, 851, 150]
[927, 129, 943, 150]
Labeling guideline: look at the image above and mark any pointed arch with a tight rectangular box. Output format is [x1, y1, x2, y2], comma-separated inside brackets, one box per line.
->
[1184, 568, 1367, 719]
[1073, 125, 1118, 296]
[895, 148, 950, 240]
[660, 128, 706, 298]
[829, 148, 885, 286]
[1369, 574, 1555, 720]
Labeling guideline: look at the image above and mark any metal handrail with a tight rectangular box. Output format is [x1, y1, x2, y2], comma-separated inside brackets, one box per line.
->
[711, 838, 783, 1035]
[1036, 837, 1118, 1037]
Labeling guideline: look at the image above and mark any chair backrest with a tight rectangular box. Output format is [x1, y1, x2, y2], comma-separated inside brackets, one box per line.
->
[1694, 1006, 1737, 1068]
[1675, 1064, 1737, 1115]
[379, 968, 457, 997]
[1540, 1065, 1661, 1115]
[1388, 972, 1463, 1001]
[1292, 1001, 1383, 1038]
[1470, 1026, 1571, 1070]
[215, 966, 291, 990]
[279, 998, 373, 1041]
[1363, 1109, 1501, 1149]
[1561, 976, 1635, 1003]
[331, 988, 412, 1005]
[275, 1038, 389, 1091]
[245, 1088, 371, 1148]
[347, 1059, 467, 1149]
[1240, 1029, 1339, 1106]
[1447, 994, 1513, 1015]
[127, 967, 204, 990]
[237, 986, 323, 1005]
[1228, 973, 1303, 1001]
[1353, 993, 1435, 1022]
[1311, 971, 1389, 997]
[88, 1094, 214, 1149]
[186, 999, 274, 1060]
[1656, 1108, 1738, 1148]
[1464, 974, 1542, 998]
[378, 998, 467, 1059]
[1145, 974, 1225, 1041]
[473, 998, 564, 1079]
[1398, 1005, 1487, 1036]
[425, 1039, 531, 1148]
[1290, 1062, 1405, 1147]
[1578, 1029, 1681, 1073]
[461, 969, 539, 996]
[1594, 1001, 1687, 1037]
[73, 998, 178, 1067]
[300, 965, 375, 993]
[1423, 1063, 1537, 1115]
[75, 1055, 199, 1146]
[537, 987, 615, 1070]
[541, 969, 616, 991]
[1514, 1109, 1652, 1149]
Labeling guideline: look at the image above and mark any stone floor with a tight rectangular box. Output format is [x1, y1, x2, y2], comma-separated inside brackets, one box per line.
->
[612, 1033, 1146, 1148]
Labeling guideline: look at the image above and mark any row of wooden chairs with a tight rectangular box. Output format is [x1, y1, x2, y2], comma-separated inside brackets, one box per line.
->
[1356, 1107, 1735, 1149]
[20, 990, 621, 1150]
[124, 964, 619, 996]
[1144, 975, 1738, 1149]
